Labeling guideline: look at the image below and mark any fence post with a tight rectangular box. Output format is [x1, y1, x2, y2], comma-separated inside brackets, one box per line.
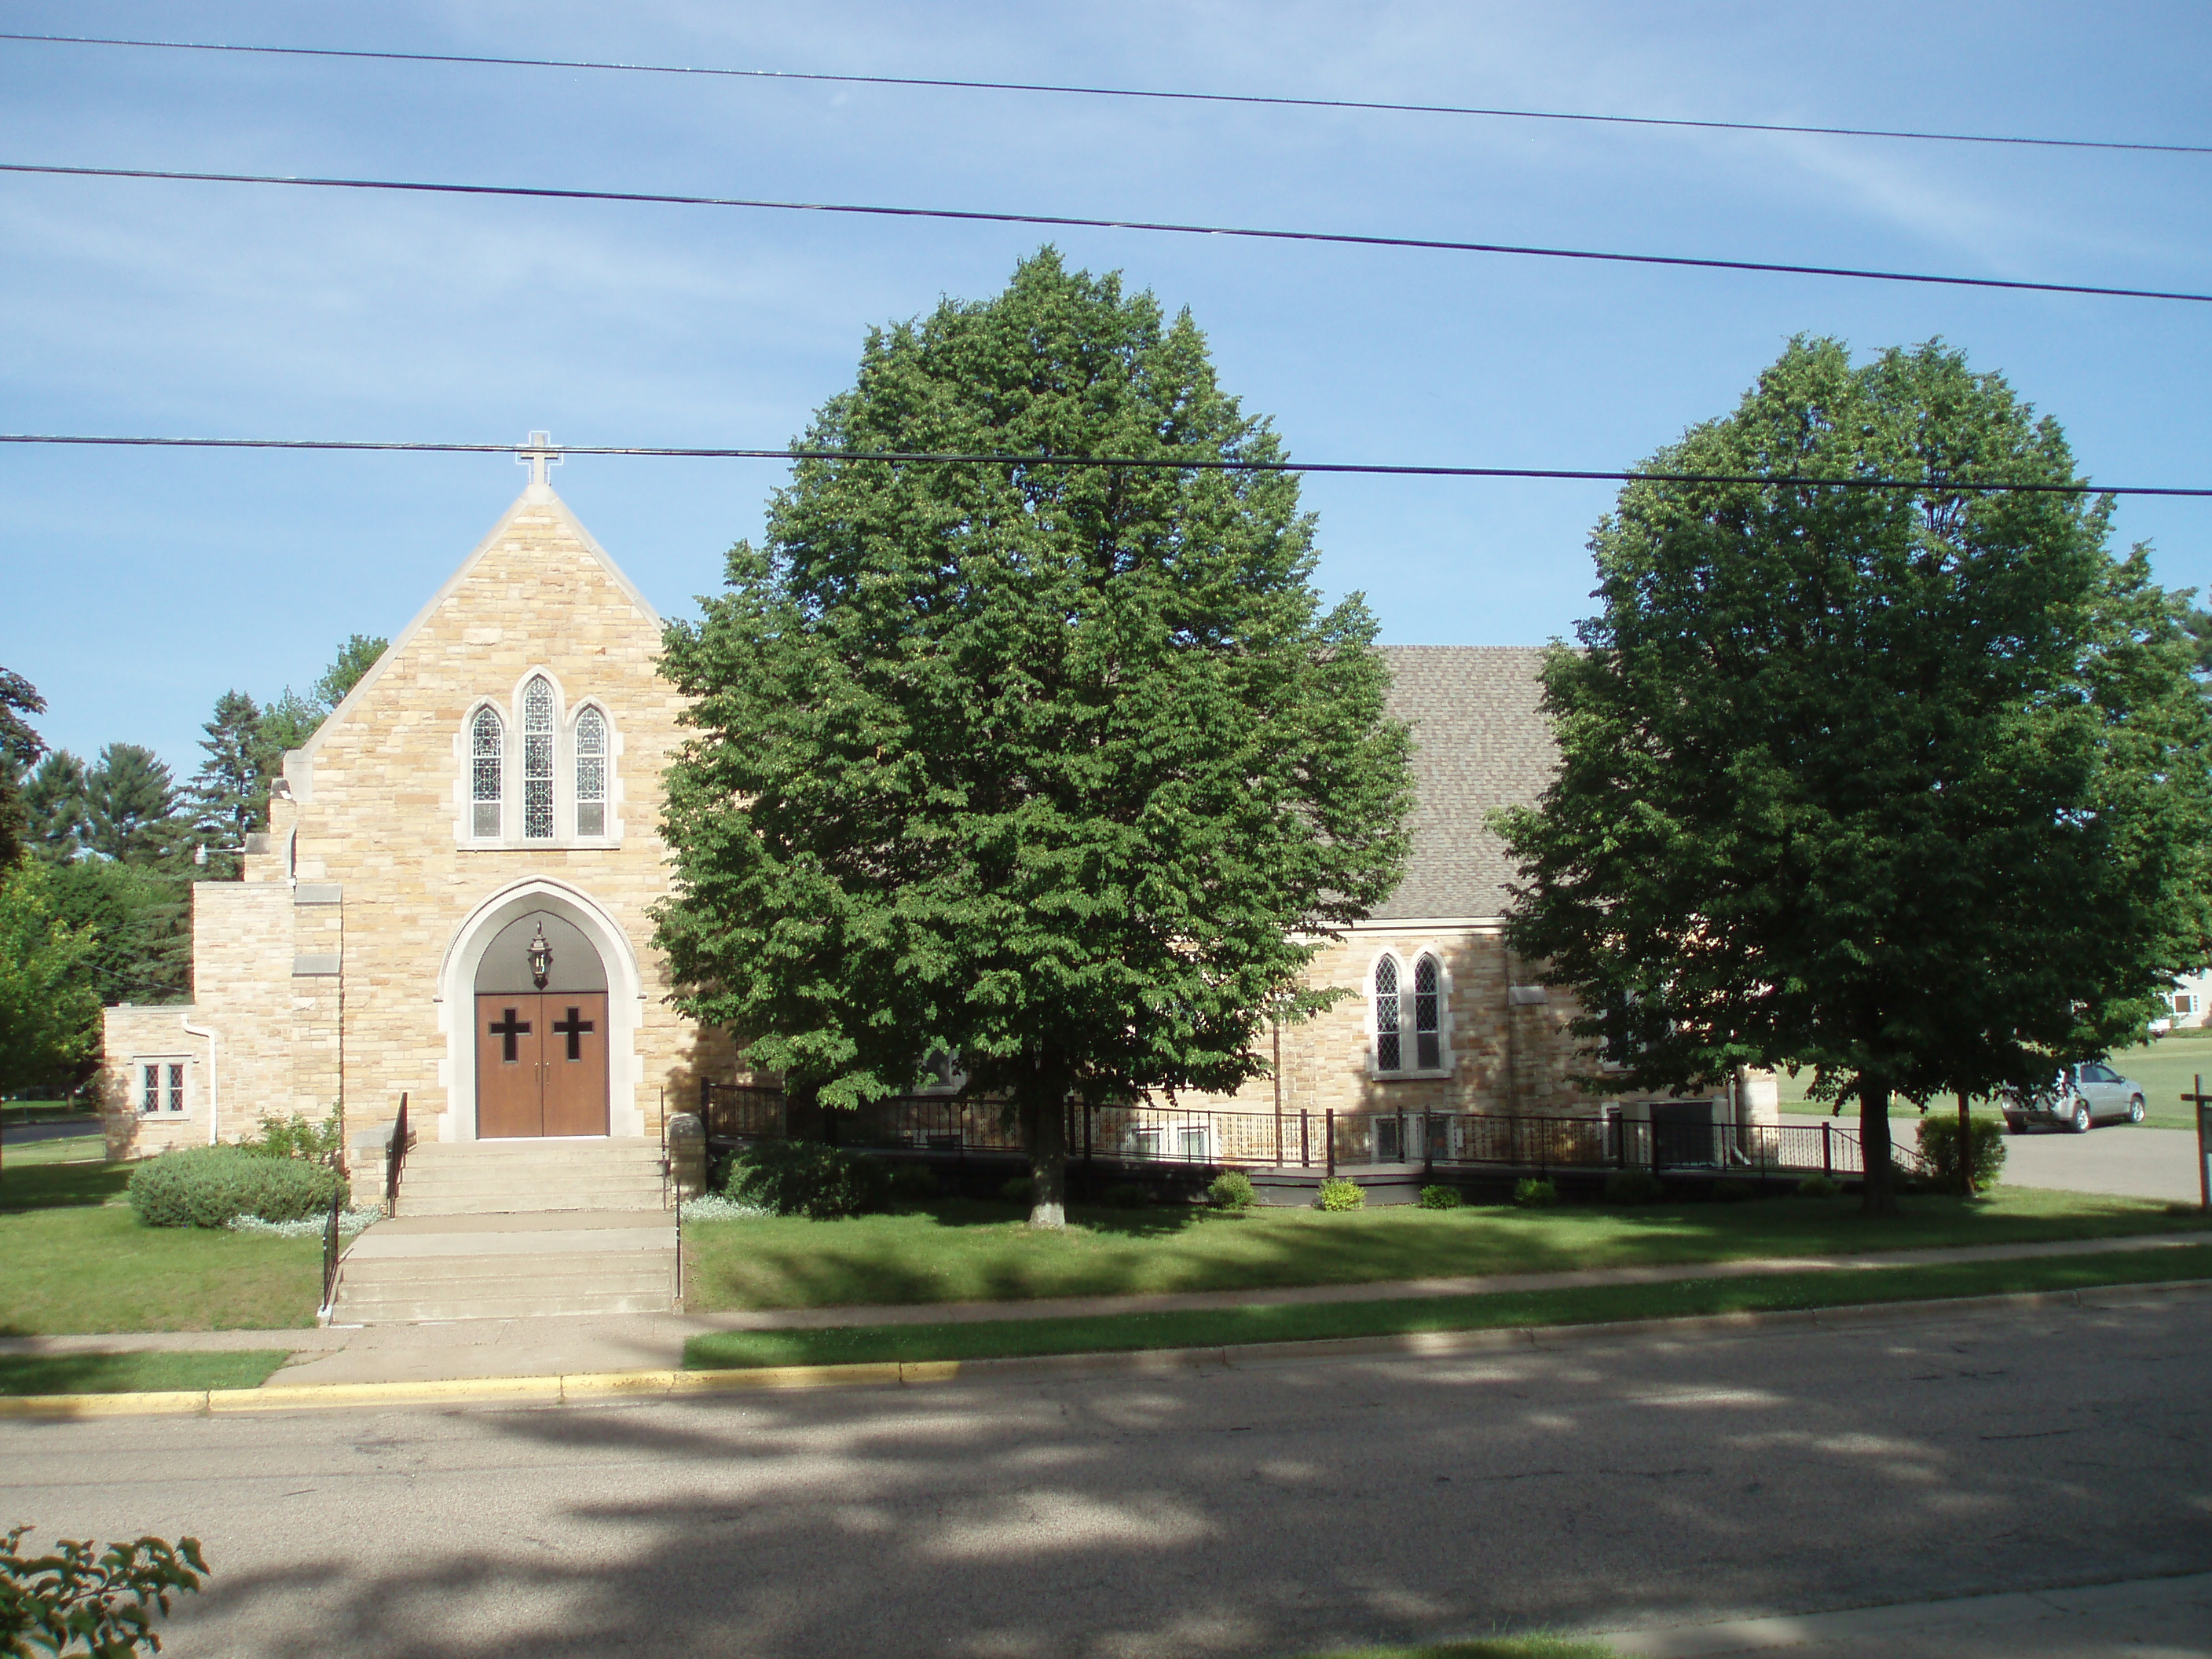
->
[1822, 1119, 1833, 1177]
[1325, 1108, 1335, 1177]
[1301, 1108, 1310, 1167]
[1423, 1110, 1434, 1177]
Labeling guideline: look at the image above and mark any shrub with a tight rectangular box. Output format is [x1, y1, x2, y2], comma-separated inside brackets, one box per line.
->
[1, 1524, 207, 1657]
[724, 1140, 892, 1220]
[998, 1175, 1035, 1207]
[1917, 1112, 2007, 1192]
[237, 1110, 341, 1162]
[1796, 1174, 1844, 1199]
[885, 1163, 939, 1203]
[1603, 1170, 1664, 1205]
[1103, 1181, 1150, 1210]
[1208, 1171, 1257, 1210]
[1417, 1185, 1463, 1210]
[1317, 1177, 1364, 1211]
[128, 1146, 346, 1229]
[1512, 1177, 1559, 1208]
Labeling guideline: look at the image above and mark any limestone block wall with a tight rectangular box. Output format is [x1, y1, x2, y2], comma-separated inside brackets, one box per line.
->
[99, 1006, 213, 1159]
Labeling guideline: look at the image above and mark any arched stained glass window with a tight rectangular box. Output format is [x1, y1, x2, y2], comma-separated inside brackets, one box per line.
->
[1414, 954, 1441, 1071]
[574, 706, 607, 837]
[1374, 955, 1401, 1073]
[471, 708, 504, 838]
[522, 676, 555, 840]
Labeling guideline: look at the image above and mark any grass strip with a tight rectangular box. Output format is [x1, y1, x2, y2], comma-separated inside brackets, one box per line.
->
[683, 1243, 2212, 1372]
[0, 1350, 292, 1396]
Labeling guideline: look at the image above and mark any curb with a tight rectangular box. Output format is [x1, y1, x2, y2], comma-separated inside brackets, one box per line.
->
[1, 1277, 2204, 1420]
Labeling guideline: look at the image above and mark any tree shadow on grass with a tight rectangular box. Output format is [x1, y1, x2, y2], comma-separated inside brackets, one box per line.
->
[0, 1159, 130, 1214]
[152, 1296, 2212, 1659]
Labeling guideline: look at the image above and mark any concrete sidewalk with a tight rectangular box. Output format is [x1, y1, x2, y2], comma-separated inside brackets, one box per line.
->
[2, 1227, 2204, 1388]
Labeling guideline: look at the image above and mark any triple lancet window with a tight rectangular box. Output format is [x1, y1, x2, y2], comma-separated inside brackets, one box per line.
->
[1373, 951, 1448, 1077]
[466, 675, 614, 844]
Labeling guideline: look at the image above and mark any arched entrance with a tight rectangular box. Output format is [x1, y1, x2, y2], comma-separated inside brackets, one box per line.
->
[473, 910, 610, 1137]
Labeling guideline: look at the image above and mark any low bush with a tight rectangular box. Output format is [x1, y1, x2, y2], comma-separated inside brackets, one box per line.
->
[1208, 1171, 1257, 1211]
[723, 1140, 892, 1220]
[1513, 1177, 1559, 1208]
[1603, 1170, 1664, 1206]
[1917, 1112, 2007, 1192]
[2, 1524, 208, 1657]
[1102, 1181, 1149, 1210]
[885, 1164, 939, 1203]
[1796, 1174, 1844, 1199]
[1317, 1177, 1364, 1212]
[128, 1146, 347, 1229]
[237, 1110, 341, 1162]
[998, 1176, 1035, 1207]
[1417, 1185, 1463, 1210]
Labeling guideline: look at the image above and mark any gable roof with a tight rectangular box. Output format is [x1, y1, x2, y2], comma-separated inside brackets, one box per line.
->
[1372, 645, 1556, 922]
[284, 482, 658, 797]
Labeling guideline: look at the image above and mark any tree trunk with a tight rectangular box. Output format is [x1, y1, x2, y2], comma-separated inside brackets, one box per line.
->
[1957, 1089, 1976, 1198]
[1022, 1079, 1068, 1229]
[1860, 1077, 1899, 1215]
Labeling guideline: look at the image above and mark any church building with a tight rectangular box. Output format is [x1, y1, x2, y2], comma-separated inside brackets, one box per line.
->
[100, 443, 1764, 1189]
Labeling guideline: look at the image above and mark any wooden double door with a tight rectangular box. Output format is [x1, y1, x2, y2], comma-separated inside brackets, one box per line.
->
[475, 992, 610, 1138]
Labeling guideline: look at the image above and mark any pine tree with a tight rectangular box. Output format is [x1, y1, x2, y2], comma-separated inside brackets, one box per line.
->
[189, 690, 264, 876]
[22, 753, 90, 863]
[83, 744, 188, 866]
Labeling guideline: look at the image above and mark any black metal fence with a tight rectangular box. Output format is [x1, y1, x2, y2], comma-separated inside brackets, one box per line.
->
[698, 1084, 1927, 1179]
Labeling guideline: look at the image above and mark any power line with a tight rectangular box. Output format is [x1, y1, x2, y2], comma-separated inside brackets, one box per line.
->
[5, 161, 2205, 306]
[2, 434, 2200, 497]
[3, 29, 2205, 159]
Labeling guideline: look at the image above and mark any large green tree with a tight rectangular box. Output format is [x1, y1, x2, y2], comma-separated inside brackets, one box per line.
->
[657, 251, 1412, 1225]
[0, 861, 101, 1095]
[188, 690, 264, 875]
[82, 745, 187, 866]
[1497, 339, 2212, 1212]
[23, 752, 90, 863]
[0, 667, 46, 869]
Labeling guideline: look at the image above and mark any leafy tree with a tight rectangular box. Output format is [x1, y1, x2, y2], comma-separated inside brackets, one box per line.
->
[0, 1524, 207, 1657]
[0, 667, 46, 869]
[82, 745, 187, 867]
[311, 633, 386, 709]
[45, 857, 192, 1009]
[657, 250, 1412, 1226]
[1498, 339, 2212, 1213]
[0, 862, 101, 1096]
[23, 753, 90, 864]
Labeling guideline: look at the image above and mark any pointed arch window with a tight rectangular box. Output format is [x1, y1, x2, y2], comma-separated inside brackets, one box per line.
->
[1374, 955, 1401, 1073]
[471, 708, 504, 838]
[574, 706, 607, 838]
[522, 676, 555, 840]
[1413, 954, 1441, 1071]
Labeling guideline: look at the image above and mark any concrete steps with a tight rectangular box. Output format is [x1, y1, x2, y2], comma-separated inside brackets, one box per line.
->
[398, 1137, 667, 1217]
[329, 1212, 676, 1324]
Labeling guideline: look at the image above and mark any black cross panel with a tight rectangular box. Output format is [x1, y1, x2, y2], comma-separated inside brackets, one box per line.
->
[486, 1006, 532, 1063]
[551, 1006, 595, 1062]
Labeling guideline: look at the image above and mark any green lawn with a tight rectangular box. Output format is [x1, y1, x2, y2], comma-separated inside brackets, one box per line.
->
[1, 1101, 87, 1129]
[2, 1130, 107, 1169]
[0, 1159, 324, 1335]
[683, 1242, 2212, 1372]
[682, 1187, 2208, 1313]
[0, 1350, 291, 1396]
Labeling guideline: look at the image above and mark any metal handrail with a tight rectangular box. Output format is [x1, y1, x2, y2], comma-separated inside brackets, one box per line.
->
[386, 1092, 409, 1218]
[317, 1178, 343, 1320]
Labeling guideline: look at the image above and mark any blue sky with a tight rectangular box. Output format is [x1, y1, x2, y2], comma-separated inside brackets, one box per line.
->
[3, 1, 2208, 778]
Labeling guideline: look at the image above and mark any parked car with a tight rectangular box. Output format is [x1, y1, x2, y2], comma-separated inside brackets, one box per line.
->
[2001, 1060, 2148, 1134]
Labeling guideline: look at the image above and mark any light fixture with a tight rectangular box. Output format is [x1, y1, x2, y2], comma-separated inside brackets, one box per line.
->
[527, 923, 552, 989]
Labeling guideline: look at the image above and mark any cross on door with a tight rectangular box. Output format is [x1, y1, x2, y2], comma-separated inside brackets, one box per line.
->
[487, 1006, 533, 1063]
[551, 1005, 595, 1061]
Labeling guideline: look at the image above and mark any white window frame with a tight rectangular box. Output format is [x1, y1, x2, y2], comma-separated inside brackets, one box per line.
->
[1367, 950, 1455, 1081]
[572, 701, 612, 841]
[135, 1056, 193, 1117]
[455, 672, 623, 849]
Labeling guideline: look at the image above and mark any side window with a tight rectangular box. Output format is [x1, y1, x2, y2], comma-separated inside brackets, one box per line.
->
[471, 707, 504, 838]
[574, 706, 608, 838]
[140, 1063, 160, 1115]
[1413, 954, 1441, 1071]
[1374, 956, 1401, 1073]
[138, 1060, 186, 1114]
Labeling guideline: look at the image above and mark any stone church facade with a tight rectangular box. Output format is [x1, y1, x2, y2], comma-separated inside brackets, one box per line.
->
[101, 459, 1761, 1175]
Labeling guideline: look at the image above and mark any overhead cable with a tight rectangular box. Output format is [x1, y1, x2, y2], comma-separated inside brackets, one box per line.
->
[3, 162, 2204, 305]
[2, 30, 2205, 159]
[2, 434, 2199, 497]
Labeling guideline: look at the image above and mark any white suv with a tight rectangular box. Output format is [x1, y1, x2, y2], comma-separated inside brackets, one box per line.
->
[2001, 1060, 2148, 1134]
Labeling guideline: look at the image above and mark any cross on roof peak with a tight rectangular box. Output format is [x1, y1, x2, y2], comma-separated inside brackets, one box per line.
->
[517, 430, 562, 489]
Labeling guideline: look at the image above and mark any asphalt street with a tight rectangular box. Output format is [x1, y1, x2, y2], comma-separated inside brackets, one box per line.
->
[4, 1292, 2207, 1658]
[1781, 1113, 2204, 1203]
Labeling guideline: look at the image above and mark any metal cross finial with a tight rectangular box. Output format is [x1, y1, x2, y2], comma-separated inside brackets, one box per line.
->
[517, 430, 562, 489]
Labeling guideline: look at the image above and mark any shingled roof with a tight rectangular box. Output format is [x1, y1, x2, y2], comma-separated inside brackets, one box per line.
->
[1372, 645, 1557, 922]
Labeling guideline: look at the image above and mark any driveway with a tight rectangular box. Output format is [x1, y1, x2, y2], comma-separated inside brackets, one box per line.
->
[1785, 1112, 2204, 1203]
[3, 1291, 2206, 1658]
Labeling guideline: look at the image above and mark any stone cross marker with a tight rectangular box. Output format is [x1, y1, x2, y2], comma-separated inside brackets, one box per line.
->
[517, 430, 562, 489]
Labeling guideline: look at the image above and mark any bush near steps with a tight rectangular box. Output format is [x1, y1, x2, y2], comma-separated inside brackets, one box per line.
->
[127, 1146, 348, 1229]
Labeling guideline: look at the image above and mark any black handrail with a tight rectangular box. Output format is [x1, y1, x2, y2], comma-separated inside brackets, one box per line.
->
[317, 1177, 343, 1319]
[386, 1092, 408, 1218]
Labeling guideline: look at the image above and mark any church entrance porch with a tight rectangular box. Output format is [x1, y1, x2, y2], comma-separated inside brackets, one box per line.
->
[473, 911, 610, 1138]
